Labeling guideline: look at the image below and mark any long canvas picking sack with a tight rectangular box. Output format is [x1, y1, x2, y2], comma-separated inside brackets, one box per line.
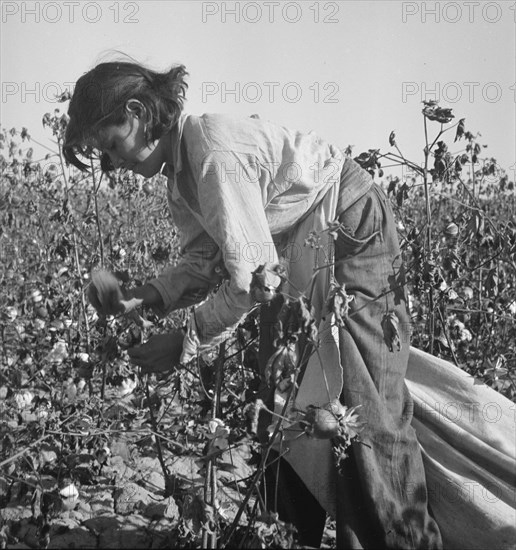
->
[276, 179, 516, 549]
[405, 347, 516, 550]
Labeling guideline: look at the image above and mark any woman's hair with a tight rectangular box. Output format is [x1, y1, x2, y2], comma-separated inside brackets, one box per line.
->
[63, 60, 188, 171]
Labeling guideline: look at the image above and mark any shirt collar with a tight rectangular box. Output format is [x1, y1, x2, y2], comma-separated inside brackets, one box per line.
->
[160, 113, 187, 177]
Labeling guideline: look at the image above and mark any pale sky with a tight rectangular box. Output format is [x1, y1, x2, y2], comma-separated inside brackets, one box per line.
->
[1, 0, 515, 177]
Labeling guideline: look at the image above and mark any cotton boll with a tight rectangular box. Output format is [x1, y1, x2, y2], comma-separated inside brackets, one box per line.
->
[46, 340, 68, 365]
[59, 482, 79, 510]
[95, 445, 111, 466]
[5, 306, 18, 321]
[118, 376, 137, 397]
[34, 318, 46, 331]
[461, 286, 474, 301]
[460, 329, 473, 342]
[63, 377, 77, 403]
[14, 390, 34, 410]
[31, 289, 43, 304]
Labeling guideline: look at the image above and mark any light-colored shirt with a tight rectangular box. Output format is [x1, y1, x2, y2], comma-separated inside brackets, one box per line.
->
[149, 112, 371, 346]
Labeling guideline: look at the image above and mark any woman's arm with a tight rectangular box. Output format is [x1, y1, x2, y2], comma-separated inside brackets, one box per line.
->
[123, 283, 163, 309]
[145, 230, 225, 316]
[183, 149, 278, 355]
[127, 149, 274, 370]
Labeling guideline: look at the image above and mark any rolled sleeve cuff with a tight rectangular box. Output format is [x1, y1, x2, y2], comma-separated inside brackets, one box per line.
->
[147, 278, 174, 317]
[147, 258, 224, 317]
[194, 283, 253, 348]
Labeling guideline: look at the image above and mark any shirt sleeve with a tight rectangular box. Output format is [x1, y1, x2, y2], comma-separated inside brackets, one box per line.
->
[192, 149, 279, 346]
[147, 225, 225, 316]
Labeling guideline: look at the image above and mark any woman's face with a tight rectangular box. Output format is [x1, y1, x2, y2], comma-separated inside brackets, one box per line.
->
[95, 109, 166, 178]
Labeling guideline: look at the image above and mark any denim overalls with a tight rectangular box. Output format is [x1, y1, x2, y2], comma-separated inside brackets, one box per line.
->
[261, 158, 442, 549]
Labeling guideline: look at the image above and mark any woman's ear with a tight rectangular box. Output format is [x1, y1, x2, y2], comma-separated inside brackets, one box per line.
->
[124, 99, 146, 120]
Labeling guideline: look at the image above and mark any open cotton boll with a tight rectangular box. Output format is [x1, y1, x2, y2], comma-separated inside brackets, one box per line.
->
[14, 390, 34, 410]
[45, 340, 68, 365]
[59, 482, 80, 510]
[62, 377, 77, 403]
[5, 306, 18, 321]
[118, 375, 137, 397]
[95, 445, 111, 465]
[59, 482, 79, 499]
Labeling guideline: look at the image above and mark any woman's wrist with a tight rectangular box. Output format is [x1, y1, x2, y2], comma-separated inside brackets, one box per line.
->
[128, 284, 164, 308]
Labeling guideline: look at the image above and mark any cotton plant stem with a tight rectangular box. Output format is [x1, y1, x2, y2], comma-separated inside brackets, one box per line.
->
[315, 347, 333, 403]
[202, 462, 212, 549]
[423, 116, 436, 355]
[239, 498, 260, 548]
[56, 136, 69, 201]
[225, 445, 245, 528]
[474, 264, 483, 362]
[219, 447, 292, 548]
[0, 434, 52, 468]
[0, 409, 83, 468]
[201, 342, 226, 548]
[155, 389, 178, 425]
[209, 461, 218, 549]
[479, 279, 498, 374]
[144, 377, 171, 491]
[90, 159, 105, 267]
[445, 306, 514, 321]
[379, 150, 425, 176]
[210, 342, 226, 548]
[436, 306, 460, 367]
[56, 139, 91, 355]
[221, 342, 313, 547]
[71, 231, 91, 356]
[470, 146, 477, 199]
[43, 426, 194, 455]
[97, 326, 114, 406]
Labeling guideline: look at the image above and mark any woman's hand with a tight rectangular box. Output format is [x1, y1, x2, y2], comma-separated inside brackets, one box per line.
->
[87, 270, 161, 328]
[127, 330, 186, 374]
[87, 270, 126, 316]
[87, 269, 144, 315]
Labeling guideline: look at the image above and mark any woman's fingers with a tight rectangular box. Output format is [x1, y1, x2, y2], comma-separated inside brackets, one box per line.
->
[127, 352, 152, 369]
[86, 284, 103, 312]
[140, 361, 173, 374]
[120, 296, 143, 314]
[127, 332, 186, 373]
[127, 345, 146, 361]
[139, 364, 155, 374]
[128, 346, 173, 373]
[88, 270, 125, 316]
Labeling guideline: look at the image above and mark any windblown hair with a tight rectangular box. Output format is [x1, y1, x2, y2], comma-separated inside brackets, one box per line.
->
[63, 60, 188, 171]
